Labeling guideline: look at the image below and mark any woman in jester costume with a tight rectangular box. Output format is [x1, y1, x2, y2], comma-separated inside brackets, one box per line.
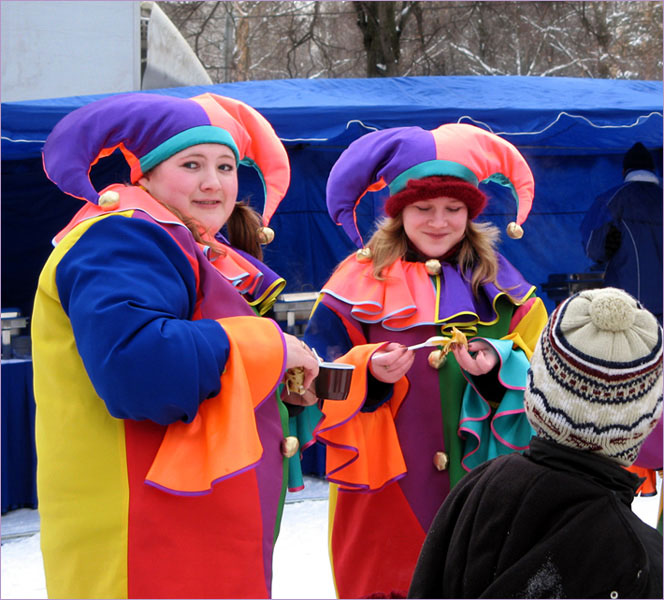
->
[31, 92, 320, 599]
[299, 123, 549, 598]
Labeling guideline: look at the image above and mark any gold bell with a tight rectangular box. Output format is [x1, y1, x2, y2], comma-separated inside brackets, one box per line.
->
[425, 259, 441, 276]
[98, 190, 120, 211]
[281, 436, 300, 458]
[356, 247, 372, 262]
[433, 451, 449, 471]
[506, 222, 524, 239]
[428, 349, 446, 369]
[257, 226, 275, 245]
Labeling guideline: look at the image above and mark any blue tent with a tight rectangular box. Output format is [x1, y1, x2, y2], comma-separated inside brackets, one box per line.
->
[2, 76, 662, 317]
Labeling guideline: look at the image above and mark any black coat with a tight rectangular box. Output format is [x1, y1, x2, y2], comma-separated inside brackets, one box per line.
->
[409, 437, 663, 599]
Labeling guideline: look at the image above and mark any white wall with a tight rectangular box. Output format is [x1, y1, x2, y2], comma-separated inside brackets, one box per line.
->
[1, 1, 141, 102]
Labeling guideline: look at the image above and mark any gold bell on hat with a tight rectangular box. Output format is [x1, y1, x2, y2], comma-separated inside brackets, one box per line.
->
[98, 190, 120, 211]
[506, 222, 524, 239]
[281, 436, 300, 458]
[257, 226, 275, 245]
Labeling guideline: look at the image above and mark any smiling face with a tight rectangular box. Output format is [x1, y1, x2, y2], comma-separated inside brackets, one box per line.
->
[401, 196, 469, 258]
[138, 143, 239, 233]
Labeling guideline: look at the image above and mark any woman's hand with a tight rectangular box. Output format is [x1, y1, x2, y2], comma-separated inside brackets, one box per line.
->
[284, 333, 320, 396]
[281, 383, 318, 407]
[369, 343, 415, 384]
[452, 339, 498, 376]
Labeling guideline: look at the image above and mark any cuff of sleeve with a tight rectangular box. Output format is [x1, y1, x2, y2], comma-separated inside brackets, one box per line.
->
[314, 344, 410, 491]
[145, 316, 286, 494]
[458, 338, 534, 471]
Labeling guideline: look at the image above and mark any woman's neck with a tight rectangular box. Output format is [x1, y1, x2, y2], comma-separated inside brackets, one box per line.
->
[405, 240, 462, 263]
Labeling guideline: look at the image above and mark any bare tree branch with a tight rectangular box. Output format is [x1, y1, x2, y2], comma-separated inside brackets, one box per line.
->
[160, 1, 662, 83]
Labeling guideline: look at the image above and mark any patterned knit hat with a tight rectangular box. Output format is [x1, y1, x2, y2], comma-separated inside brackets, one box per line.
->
[525, 287, 663, 465]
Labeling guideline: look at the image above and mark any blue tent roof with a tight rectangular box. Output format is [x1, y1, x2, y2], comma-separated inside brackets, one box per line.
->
[2, 76, 662, 316]
[3, 76, 662, 157]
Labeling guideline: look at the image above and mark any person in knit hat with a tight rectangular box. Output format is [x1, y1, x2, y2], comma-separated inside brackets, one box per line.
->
[31, 92, 319, 599]
[409, 287, 663, 599]
[581, 142, 662, 323]
[295, 123, 549, 598]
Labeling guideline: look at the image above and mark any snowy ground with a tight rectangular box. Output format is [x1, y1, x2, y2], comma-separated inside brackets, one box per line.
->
[1, 476, 336, 600]
[1, 476, 661, 599]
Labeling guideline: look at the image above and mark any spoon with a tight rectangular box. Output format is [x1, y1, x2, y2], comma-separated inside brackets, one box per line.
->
[369, 335, 458, 361]
[311, 346, 323, 364]
[406, 336, 451, 351]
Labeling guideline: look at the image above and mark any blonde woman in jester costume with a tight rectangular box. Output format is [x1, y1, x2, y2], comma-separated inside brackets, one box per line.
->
[31, 92, 320, 599]
[300, 123, 549, 598]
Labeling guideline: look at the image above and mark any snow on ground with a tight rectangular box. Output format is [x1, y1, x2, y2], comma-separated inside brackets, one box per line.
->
[1, 477, 336, 600]
[1, 477, 660, 600]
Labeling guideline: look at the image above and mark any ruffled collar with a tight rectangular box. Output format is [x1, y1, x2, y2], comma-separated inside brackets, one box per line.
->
[54, 185, 285, 315]
[321, 252, 534, 332]
[204, 234, 285, 315]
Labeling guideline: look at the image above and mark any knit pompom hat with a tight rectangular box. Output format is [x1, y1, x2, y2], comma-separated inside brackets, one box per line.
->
[525, 287, 663, 465]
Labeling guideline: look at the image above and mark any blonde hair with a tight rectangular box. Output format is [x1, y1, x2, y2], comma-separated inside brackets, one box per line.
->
[365, 215, 506, 298]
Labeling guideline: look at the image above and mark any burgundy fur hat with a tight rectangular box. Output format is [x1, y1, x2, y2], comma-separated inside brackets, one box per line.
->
[384, 175, 487, 219]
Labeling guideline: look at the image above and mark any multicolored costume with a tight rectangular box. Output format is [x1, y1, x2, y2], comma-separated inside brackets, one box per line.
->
[301, 124, 548, 598]
[32, 93, 296, 599]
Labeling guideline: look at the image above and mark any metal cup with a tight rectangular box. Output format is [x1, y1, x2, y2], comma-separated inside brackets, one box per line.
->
[314, 362, 354, 401]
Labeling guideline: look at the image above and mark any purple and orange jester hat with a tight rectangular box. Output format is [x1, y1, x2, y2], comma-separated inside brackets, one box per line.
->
[42, 92, 290, 239]
[326, 122, 535, 248]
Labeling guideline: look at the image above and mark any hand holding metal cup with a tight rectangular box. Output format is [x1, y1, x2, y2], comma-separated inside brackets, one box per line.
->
[283, 334, 319, 399]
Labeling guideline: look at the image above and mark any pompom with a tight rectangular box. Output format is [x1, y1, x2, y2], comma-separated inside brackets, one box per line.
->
[589, 294, 637, 331]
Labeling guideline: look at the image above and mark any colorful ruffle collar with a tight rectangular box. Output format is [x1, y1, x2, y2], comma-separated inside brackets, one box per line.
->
[209, 234, 285, 315]
[321, 253, 535, 332]
[54, 184, 285, 315]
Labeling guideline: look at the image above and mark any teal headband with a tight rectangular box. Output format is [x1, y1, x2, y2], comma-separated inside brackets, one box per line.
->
[388, 159, 479, 194]
[139, 126, 240, 175]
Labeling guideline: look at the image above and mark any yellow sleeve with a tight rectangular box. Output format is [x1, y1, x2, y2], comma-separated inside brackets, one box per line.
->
[502, 296, 548, 360]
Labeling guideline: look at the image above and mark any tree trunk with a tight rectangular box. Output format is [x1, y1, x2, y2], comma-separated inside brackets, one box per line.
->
[354, 1, 407, 77]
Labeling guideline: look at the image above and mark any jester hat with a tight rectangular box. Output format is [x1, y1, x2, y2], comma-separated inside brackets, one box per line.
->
[326, 122, 535, 247]
[42, 92, 290, 233]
